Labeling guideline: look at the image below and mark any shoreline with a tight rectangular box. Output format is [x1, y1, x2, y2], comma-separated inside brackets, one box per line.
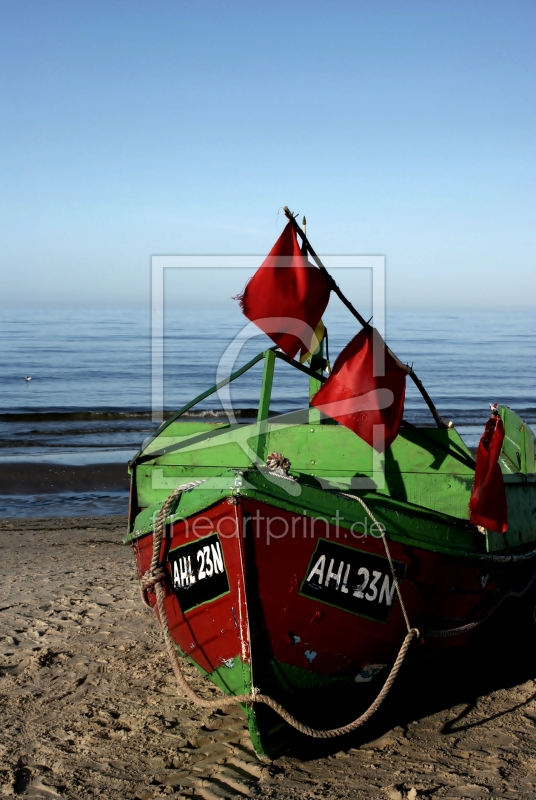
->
[0, 462, 130, 518]
[0, 462, 129, 495]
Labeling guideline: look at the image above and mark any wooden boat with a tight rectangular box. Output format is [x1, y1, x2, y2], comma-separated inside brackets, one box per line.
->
[126, 212, 536, 758]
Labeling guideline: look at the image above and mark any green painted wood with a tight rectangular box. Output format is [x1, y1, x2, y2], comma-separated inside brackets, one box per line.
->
[178, 649, 271, 757]
[237, 469, 485, 557]
[183, 647, 251, 696]
[139, 422, 232, 462]
[262, 424, 473, 474]
[131, 392, 536, 558]
[257, 350, 275, 424]
[136, 348, 333, 465]
[255, 350, 276, 464]
[308, 337, 324, 425]
[131, 463, 536, 560]
[136, 465, 237, 506]
[138, 418, 473, 474]
[153, 421, 231, 438]
[153, 438, 252, 468]
[499, 405, 536, 475]
[141, 425, 250, 464]
[134, 418, 477, 517]
[486, 474, 536, 551]
[136, 463, 474, 519]
[135, 351, 269, 464]
[128, 468, 491, 558]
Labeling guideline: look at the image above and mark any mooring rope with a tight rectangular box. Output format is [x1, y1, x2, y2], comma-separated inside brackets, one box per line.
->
[337, 491, 536, 639]
[422, 566, 536, 638]
[141, 477, 536, 738]
[141, 478, 421, 739]
[337, 492, 414, 634]
[140, 466, 536, 739]
[139, 480, 206, 609]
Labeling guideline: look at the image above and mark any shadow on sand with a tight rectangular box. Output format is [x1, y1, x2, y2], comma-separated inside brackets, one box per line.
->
[276, 596, 536, 760]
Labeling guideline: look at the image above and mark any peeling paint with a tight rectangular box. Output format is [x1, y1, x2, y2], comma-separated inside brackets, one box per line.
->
[304, 650, 317, 663]
[355, 663, 386, 683]
[288, 632, 301, 646]
[221, 657, 235, 669]
[480, 574, 490, 588]
[231, 606, 239, 629]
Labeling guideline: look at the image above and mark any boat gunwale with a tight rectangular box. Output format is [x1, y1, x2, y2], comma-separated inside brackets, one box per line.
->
[125, 470, 536, 563]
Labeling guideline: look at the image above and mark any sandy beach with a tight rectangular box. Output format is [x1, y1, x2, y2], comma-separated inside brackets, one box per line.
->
[1, 514, 536, 800]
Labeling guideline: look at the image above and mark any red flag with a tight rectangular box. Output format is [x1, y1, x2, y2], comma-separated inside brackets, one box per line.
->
[469, 409, 508, 533]
[311, 328, 406, 451]
[238, 222, 330, 360]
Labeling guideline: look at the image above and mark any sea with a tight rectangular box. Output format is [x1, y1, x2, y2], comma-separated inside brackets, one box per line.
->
[1, 306, 535, 517]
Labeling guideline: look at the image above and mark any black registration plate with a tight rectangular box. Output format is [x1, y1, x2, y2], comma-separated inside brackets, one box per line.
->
[300, 538, 406, 624]
[167, 532, 230, 613]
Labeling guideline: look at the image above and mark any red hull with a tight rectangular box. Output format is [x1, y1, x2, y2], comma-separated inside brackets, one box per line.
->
[132, 498, 523, 684]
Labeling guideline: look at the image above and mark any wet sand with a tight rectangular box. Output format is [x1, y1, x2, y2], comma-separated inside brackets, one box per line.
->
[0, 463, 129, 495]
[1, 515, 536, 799]
[0, 464, 130, 517]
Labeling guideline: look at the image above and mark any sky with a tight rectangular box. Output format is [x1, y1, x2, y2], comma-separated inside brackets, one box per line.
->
[1, 0, 535, 310]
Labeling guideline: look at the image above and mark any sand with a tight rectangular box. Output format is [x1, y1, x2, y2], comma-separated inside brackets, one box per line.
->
[0, 464, 129, 496]
[1, 515, 536, 799]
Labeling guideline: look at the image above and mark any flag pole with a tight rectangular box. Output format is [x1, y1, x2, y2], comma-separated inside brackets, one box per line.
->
[283, 206, 446, 428]
[283, 206, 370, 329]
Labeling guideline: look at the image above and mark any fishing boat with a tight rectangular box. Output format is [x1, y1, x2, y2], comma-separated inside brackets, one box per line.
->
[125, 208, 536, 758]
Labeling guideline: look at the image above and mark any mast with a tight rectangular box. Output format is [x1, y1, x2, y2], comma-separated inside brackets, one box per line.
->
[283, 206, 446, 429]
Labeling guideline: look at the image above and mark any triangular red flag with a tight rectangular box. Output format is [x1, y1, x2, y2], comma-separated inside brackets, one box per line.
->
[238, 222, 330, 360]
[469, 409, 508, 533]
[311, 328, 406, 452]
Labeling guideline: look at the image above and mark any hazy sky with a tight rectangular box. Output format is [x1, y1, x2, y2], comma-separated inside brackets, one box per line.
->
[1, 0, 535, 310]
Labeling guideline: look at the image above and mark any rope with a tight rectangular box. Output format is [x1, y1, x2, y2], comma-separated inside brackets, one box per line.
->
[142, 473, 536, 739]
[140, 569, 167, 608]
[422, 561, 536, 638]
[266, 452, 291, 472]
[337, 492, 413, 634]
[141, 478, 420, 739]
[338, 490, 536, 639]
[266, 452, 297, 482]
[140, 480, 205, 608]
[154, 577, 418, 737]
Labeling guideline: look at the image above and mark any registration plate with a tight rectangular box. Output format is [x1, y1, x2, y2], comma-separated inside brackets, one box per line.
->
[300, 538, 406, 623]
[167, 532, 230, 613]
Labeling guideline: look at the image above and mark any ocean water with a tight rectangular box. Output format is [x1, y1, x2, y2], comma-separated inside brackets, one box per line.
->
[1, 305, 535, 516]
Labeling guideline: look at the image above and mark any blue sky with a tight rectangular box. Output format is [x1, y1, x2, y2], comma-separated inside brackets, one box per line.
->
[1, 0, 534, 310]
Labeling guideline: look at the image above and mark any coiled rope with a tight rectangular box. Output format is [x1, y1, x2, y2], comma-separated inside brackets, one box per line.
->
[140, 476, 421, 739]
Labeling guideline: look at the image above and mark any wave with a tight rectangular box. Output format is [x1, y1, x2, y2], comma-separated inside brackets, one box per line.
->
[0, 411, 156, 423]
[0, 408, 260, 423]
[182, 408, 261, 418]
[1, 405, 534, 428]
